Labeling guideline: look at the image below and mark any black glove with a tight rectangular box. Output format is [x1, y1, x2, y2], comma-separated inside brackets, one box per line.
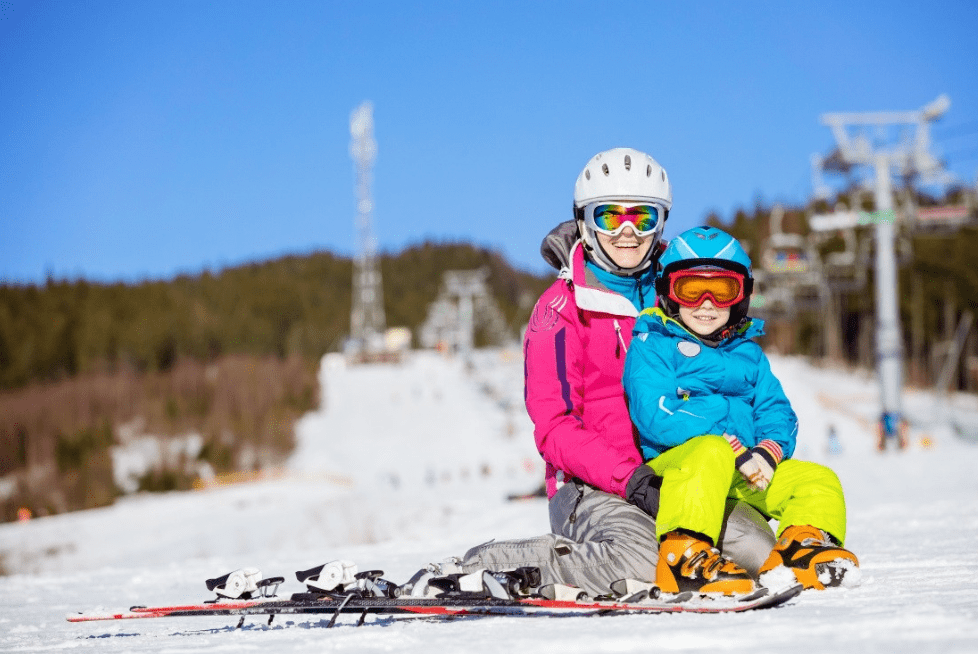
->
[625, 465, 662, 518]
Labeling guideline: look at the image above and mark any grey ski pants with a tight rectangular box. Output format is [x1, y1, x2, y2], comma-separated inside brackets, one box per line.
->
[459, 480, 776, 597]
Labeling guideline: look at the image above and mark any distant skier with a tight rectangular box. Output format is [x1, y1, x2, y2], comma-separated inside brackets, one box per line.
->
[410, 148, 777, 597]
[827, 424, 843, 455]
[623, 226, 859, 593]
[877, 412, 908, 451]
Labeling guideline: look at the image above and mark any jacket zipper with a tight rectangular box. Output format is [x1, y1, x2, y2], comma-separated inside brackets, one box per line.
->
[613, 319, 628, 357]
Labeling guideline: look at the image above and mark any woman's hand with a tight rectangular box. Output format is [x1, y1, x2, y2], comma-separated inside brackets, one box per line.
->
[625, 465, 662, 517]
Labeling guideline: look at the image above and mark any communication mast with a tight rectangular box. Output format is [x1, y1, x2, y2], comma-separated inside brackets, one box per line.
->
[348, 102, 386, 357]
[816, 94, 951, 449]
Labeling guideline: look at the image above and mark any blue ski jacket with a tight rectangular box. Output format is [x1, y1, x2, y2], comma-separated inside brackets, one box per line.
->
[623, 308, 798, 462]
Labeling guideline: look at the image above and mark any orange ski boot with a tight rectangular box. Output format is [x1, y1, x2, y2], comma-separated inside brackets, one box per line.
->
[657, 532, 756, 596]
[760, 525, 859, 590]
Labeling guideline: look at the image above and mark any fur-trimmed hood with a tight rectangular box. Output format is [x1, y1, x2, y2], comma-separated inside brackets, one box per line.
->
[539, 220, 579, 271]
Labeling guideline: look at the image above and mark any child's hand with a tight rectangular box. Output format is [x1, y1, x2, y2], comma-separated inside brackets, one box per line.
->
[725, 434, 781, 490]
[737, 450, 774, 490]
[735, 440, 783, 490]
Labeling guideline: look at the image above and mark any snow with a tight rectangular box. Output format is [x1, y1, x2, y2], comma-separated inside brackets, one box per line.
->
[2, 349, 977, 653]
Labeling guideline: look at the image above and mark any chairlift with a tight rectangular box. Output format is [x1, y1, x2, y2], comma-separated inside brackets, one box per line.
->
[913, 204, 976, 235]
[763, 247, 811, 275]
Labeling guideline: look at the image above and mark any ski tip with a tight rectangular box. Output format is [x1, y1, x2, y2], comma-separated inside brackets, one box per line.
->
[783, 584, 805, 597]
[66, 611, 118, 622]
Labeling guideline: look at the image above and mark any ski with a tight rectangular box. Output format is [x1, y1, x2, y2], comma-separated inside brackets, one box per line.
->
[67, 563, 803, 626]
[67, 585, 803, 625]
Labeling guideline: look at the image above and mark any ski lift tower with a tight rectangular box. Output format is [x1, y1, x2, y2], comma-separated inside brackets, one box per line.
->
[818, 94, 951, 449]
[348, 102, 386, 358]
[418, 269, 514, 354]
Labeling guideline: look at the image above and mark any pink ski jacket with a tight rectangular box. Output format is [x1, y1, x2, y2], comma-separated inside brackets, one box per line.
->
[524, 222, 648, 499]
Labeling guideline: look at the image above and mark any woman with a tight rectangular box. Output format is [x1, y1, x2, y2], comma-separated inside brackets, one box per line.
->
[438, 148, 776, 597]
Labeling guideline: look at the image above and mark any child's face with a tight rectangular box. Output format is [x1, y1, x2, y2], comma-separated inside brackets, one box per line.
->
[678, 298, 730, 336]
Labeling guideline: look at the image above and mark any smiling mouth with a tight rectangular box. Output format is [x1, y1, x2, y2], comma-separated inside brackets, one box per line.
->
[609, 236, 642, 248]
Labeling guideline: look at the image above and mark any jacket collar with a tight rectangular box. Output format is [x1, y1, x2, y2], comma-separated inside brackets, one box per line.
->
[635, 307, 766, 344]
[540, 220, 644, 318]
[565, 241, 640, 317]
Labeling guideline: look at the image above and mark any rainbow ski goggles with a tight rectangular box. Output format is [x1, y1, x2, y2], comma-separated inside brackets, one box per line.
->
[667, 269, 746, 308]
[583, 202, 664, 236]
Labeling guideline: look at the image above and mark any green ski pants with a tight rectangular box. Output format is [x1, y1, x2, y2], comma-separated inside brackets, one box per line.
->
[647, 435, 848, 546]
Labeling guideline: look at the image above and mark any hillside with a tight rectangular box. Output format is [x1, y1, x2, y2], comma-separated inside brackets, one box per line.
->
[0, 242, 550, 390]
[0, 243, 552, 522]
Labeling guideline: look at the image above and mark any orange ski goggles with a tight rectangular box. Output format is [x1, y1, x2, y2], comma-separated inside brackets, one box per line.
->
[667, 269, 746, 308]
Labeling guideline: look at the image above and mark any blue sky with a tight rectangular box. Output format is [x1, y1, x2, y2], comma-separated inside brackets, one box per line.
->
[2, 0, 976, 284]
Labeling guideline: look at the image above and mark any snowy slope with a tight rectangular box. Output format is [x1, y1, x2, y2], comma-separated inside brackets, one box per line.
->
[1, 349, 977, 653]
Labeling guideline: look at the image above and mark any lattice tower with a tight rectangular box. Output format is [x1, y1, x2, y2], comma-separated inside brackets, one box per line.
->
[349, 102, 386, 352]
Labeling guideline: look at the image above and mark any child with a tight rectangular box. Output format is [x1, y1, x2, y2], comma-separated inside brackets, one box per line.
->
[622, 226, 859, 595]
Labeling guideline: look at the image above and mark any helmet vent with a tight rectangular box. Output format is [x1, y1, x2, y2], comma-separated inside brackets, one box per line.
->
[661, 170, 666, 182]
[624, 155, 631, 170]
[585, 169, 591, 180]
[647, 164, 652, 177]
[602, 163, 609, 176]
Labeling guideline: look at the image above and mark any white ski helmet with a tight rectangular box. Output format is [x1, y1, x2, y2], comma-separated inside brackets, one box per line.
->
[573, 147, 672, 274]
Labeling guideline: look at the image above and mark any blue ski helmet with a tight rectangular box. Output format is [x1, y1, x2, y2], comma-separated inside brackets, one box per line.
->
[656, 226, 754, 328]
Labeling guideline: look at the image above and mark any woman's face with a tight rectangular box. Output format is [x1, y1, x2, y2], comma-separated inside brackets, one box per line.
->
[595, 225, 653, 270]
[678, 298, 730, 336]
